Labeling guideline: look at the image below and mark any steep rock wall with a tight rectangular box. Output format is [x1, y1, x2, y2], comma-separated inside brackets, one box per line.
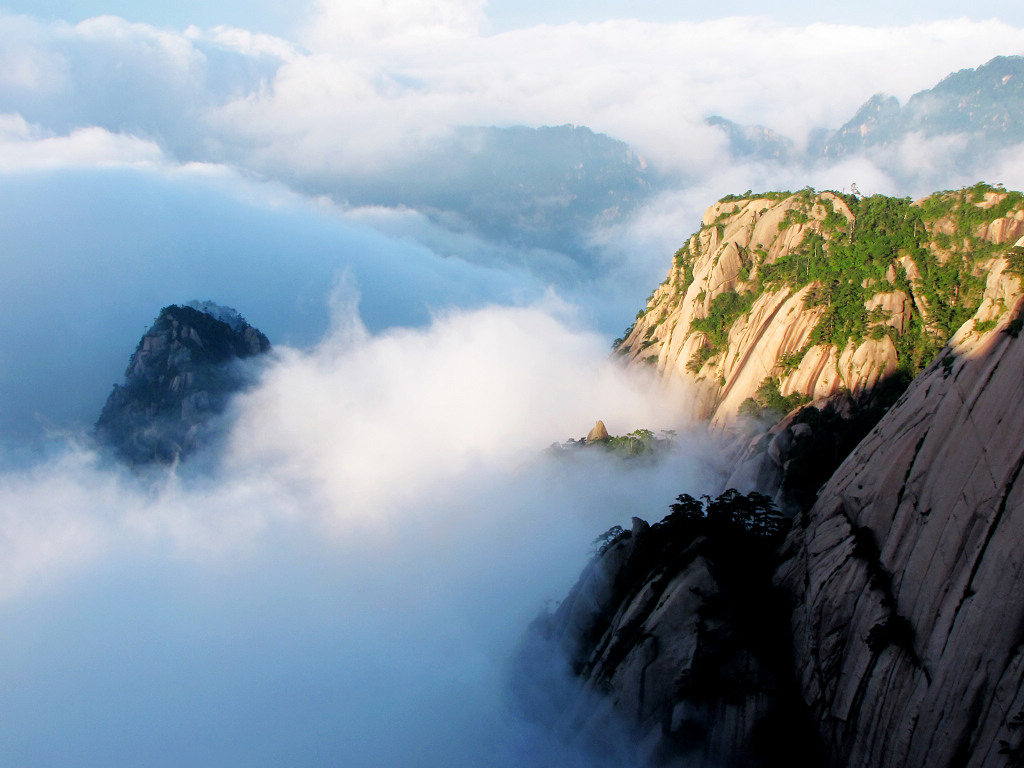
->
[777, 249, 1024, 768]
[515, 510, 821, 768]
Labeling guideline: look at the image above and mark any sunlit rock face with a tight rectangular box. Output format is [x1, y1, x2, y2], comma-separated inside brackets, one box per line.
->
[543, 187, 1024, 767]
[777, 258, 1024, 768]
[616, 187, 1024, 429]
[95, 302, 271, 464]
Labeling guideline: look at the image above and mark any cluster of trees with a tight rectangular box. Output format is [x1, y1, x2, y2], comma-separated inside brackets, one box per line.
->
[738, 377, 810, 421]
[549, 427, 677, 460]
[669, 488, 786, 538]
[689, 290, 755, 362]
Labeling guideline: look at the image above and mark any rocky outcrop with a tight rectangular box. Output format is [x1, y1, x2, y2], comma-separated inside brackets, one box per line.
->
[95, 302, 271, 464]
[616, 186, 1024, 430]
[515, 504, 822, 768]
[776, 251, 1024, 768]
[586, 420, 610, 442]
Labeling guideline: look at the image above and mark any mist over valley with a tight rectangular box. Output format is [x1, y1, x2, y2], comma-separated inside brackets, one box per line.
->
[2, 2, 1024, 766]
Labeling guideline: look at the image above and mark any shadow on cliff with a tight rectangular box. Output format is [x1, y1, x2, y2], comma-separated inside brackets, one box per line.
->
[775, 294, 1024, 514]
[510, 490, 826, 768]
[770, 295, 1024, 768]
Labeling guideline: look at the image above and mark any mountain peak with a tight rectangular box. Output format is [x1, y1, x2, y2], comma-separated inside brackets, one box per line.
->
[94, 303, 271, 465]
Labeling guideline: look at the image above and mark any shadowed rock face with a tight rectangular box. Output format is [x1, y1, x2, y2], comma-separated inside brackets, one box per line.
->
[777, 269, 1024, 768]
[514, 512, 822, 768]
[95, 303, 270, 465]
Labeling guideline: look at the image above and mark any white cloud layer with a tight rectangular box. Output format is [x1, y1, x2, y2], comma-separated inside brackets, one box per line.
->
[303, 0, 487, 47]
[0, 300, 711, 766]
[226, 301, 690, 525]
[2, 10, 1021, 176]
[0, 113, 163, 168]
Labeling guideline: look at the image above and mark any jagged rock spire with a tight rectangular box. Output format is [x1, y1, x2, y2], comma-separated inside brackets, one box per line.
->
[95, 303, 270, 465]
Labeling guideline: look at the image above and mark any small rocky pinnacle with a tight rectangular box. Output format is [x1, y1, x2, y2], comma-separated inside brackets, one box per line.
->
[586, 420, 610, 442]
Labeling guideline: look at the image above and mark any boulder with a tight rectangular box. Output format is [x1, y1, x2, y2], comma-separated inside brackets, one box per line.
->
[586, 420, 610, 442]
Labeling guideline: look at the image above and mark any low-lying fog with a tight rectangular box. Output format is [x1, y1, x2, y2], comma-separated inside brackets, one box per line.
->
[0, 293, 717, 766]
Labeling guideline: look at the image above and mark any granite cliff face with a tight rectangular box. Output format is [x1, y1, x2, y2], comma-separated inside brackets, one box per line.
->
[536, 187, 1024, 767]
[516, 501, 820, 768]
[95, 302, 271, 464]
[777, 254, 1024, 768]
[616, 185, 1024, 428]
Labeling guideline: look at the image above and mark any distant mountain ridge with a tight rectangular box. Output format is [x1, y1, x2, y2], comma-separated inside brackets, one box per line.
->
[824, 55, 1024, 157]
[708, 55, 1024, 180]
[316, 123, 654, 262]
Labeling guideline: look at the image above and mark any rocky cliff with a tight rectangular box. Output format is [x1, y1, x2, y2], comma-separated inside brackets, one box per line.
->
[616, 183, 1024, 430]
[515, 496, 821, 768]
[776, 247, 1024, 768]
[95, 302, 271, 464]
[534, 187, 1024, 767]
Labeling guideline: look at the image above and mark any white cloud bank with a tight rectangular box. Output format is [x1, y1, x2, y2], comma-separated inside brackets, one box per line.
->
[0, 300, 711, 767]
[0, 113, 162, 168]
[2, 9, 1021, 176]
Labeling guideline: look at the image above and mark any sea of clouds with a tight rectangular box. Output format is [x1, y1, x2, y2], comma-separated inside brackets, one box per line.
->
[0, 298, 714, 766]
[1, 1, 1023, 764]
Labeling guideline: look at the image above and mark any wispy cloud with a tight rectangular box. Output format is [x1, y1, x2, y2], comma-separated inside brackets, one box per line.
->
[0, 114, 163, 168]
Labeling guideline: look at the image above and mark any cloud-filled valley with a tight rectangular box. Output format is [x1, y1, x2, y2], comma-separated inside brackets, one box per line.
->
[2, 0, 1024, 764]
[0, 300, 705, 766]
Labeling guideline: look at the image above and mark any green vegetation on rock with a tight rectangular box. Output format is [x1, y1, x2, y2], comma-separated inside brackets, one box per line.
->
[738, 378, 811, 420]
[690, 290, 755, 359]
[659, 183, 1022, 383]
[548, 426, 675, 461]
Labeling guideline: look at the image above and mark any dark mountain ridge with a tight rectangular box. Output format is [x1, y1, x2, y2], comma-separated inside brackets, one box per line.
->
[316, 123, 654, 263]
